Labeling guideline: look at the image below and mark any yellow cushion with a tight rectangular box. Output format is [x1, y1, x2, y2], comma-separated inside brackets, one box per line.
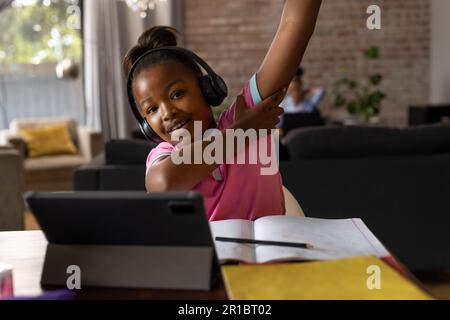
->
[19, 123, 78, 158]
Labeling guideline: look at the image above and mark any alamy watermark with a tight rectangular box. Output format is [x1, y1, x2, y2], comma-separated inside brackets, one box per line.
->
[366, 264, 382, 290]
[66, 265, 81, 290]
[367, 5, 381, 30]
[169, 121, 280, 176]
[66, 4, 81, 30]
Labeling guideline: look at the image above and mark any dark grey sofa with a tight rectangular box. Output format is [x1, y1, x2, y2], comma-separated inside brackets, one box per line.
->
[281, 124, 450, 272]
[74, 139, 155, 191]
[74, 124, 450, 272]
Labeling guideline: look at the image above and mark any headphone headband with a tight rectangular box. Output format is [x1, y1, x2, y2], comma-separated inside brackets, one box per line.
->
[127, 46, 223, 120]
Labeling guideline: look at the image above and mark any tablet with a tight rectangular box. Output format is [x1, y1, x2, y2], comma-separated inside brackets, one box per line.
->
[25, 191, 213, 247]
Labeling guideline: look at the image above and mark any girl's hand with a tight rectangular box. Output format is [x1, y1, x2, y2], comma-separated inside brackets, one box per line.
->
[255, 0, 322, 99]
[231, 89, 286, 131]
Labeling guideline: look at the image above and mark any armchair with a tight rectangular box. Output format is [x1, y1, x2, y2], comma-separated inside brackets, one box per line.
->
[0, 117, 104, 191]
[0, 144, 24, 230]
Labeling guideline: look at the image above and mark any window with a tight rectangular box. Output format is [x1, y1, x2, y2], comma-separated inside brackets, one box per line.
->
[0, 0, 84, 129]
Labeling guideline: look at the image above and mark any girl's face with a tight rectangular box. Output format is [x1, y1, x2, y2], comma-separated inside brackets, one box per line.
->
[133, 60, 214, 144]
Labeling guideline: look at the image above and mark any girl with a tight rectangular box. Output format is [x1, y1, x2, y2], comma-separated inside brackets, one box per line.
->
[123, 0, 322, 221]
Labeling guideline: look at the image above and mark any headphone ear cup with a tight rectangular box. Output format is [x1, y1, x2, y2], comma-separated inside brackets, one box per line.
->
[141, 119, 163, 143]
[198, 75, 225, 107]
[212, 74, 228, 100]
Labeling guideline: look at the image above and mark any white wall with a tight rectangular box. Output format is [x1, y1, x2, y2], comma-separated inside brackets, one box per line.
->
[431, 0, 450, 104]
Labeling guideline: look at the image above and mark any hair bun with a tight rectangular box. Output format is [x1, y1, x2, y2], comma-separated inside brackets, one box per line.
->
[137, 26, 179, 50]
[122, 25, 179, 77]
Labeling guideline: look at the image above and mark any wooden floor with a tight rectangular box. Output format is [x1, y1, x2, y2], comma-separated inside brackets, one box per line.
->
[424, 281, 450, 300]
[415, 270, 450, 300]
[22, 211, 450, 300]
[24, 211, 41, 230]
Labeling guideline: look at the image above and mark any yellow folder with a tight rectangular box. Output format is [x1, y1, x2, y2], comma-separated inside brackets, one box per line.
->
[221, 256, 432, 300]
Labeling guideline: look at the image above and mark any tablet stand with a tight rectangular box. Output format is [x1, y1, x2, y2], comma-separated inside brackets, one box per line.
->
[41, 244, 216, 291]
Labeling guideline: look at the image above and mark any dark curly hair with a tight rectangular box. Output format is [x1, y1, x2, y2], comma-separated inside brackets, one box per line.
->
[122, 25, 202, 81]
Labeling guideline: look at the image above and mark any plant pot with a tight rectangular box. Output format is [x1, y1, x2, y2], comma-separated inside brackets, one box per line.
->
[343, 114, 380, 126]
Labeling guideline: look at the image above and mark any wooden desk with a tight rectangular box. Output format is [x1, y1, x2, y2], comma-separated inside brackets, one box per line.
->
[2, 230, 450, 300]
[0, 231, 227, 299]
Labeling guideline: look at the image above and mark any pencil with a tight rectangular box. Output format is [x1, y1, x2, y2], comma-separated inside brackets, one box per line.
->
[215, 236, 314, 249]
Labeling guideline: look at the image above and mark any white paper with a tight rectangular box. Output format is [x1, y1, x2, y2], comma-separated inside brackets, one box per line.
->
[209, 219, 256, 263]
[254, 216, 389, 263]
[209, 216, 390, 264]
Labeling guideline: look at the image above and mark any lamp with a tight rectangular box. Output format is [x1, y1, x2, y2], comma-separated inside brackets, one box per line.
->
[122, 0, 166, 18]
[56, 58, 79, 79]
[0, 0, 13, 12]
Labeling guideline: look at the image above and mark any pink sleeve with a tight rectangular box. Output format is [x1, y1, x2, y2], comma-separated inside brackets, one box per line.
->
[146, 142, 175, 174]
[217, 74, 262, 130]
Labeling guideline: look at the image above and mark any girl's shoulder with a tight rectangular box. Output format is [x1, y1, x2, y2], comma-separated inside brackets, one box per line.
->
[150, 141, 175, 154]
[146, 142, 175, 168]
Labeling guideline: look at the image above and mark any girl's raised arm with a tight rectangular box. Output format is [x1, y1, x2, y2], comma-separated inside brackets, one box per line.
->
[256, 0, 322, 99]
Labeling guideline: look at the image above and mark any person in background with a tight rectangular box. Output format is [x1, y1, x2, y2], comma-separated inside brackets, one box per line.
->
[281, 67, 325, 113]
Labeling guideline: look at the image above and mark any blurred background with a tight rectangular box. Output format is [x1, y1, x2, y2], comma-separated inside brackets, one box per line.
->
[1, 1, 450, 297]
[0, 0, 449, 137]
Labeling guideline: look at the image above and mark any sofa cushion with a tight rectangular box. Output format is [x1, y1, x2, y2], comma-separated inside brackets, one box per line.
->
[105, 139, 157, 165]
[25, 154, 87, 171]
[10, 117, 79, 147]
[284, 123, 450, 159]
[19, 123, 78, 158]
[279, 154, 450, 272]
[98, 166, 146, 190]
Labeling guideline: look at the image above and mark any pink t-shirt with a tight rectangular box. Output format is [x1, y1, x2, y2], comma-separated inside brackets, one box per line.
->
[146, 75, 285, 221]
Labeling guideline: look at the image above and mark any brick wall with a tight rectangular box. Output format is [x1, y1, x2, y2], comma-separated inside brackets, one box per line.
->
[183, 0, 430, 127]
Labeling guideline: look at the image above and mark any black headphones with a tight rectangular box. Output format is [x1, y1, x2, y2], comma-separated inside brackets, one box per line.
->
[126, 46, 228, 143]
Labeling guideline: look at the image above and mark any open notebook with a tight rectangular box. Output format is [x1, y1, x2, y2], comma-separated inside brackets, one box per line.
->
[209, 215, 390, 264]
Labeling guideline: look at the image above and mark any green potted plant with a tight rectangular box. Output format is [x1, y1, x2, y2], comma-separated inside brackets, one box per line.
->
[333, 46, 386, 125]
